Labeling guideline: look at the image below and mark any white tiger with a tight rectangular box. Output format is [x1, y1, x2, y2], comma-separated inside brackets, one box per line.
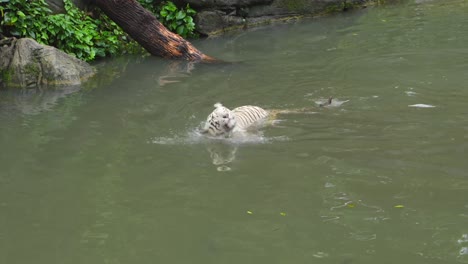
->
[201, 98, 332, 137]
[201, 103, 269, 137]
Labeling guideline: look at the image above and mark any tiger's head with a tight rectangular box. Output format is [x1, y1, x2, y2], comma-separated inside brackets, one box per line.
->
[201, 103, 237, 136]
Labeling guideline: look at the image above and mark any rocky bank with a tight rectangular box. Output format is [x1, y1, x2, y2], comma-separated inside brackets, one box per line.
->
[47, 0, 379, 36]
[174, 0, 377, 35]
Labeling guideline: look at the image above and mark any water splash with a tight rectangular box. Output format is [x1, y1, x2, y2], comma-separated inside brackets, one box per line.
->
[150, 127, 288, 170]
[151, 127, 288, 146]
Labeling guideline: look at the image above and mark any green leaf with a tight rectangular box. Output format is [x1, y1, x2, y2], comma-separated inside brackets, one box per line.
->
[176, 10, 185, 20]
[17, 10, 26, 17]
[186, 6, 196, 16]
[165, 2, 177, 12]
[183, 16, 193, 23]
[170, 21, 177, 30]
[176, 25, 184, 35]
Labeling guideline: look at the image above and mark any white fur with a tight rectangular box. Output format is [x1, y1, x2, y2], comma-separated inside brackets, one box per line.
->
[202, 103, 268, 137]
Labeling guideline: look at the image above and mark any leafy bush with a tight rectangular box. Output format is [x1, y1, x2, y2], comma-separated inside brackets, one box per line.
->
[0, 0, 51, 40]
[0, 0, 133, 61]
[158, 1, 197, 38]
[140, 0, 198, 38]
[0, 0, 198, 61]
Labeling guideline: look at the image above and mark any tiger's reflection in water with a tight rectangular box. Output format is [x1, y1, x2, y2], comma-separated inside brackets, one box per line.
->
[201, 127, 271, 171]
[205, 142, 238, 171]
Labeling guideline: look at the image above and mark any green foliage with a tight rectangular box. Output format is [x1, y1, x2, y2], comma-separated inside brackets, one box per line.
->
[0, 0, 51, 39]
[139, 0, 198, 38]
[159, 1, 197, 38]
[0, 0, 133, 61]
[0, 0, 198, 61]
[45, 0, 100, 61]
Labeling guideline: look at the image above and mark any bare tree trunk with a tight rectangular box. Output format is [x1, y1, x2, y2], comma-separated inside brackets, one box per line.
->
[92, 0, 218, 62]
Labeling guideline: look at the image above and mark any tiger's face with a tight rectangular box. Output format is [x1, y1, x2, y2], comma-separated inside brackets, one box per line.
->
[201, 103, 237, 136]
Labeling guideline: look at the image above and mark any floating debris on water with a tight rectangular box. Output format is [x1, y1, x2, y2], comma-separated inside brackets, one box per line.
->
[315, 98, 349, 107]
[405, 91, 418, 96]
[313, 252, 329, 258]
[217, 165, 231, 172]
[408, 104, 435, 108]
[460, 247, 468, 256]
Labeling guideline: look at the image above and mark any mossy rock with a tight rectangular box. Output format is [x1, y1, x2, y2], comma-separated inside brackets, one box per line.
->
[278, 0, 309, 12]
[0, 38, 95, 88]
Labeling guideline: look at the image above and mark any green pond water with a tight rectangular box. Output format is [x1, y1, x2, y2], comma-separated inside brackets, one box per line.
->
[1, 0, 468, 263]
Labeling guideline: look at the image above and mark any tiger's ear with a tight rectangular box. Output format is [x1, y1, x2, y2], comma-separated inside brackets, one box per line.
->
[214, 102, 223, 108]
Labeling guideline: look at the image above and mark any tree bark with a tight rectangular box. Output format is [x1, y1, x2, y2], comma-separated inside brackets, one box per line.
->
[91, 0, 218, 62]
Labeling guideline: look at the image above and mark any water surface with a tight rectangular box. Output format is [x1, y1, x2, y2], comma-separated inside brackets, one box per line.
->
[1, 0, 468, 263]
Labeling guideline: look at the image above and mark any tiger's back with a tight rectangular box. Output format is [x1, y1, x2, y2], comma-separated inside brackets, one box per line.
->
[231, 105, 269, 131]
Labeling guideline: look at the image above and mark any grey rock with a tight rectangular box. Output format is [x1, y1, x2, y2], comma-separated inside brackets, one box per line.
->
[191, 0, 374, 36]
[0, 38, 95, 88]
